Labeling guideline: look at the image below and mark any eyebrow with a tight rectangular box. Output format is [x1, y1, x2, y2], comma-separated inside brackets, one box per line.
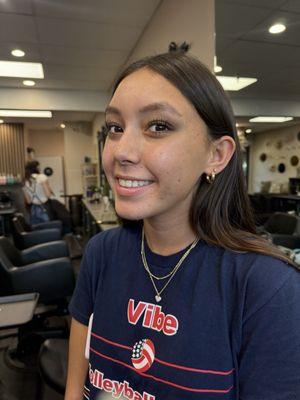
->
[105, 102, 182, 117]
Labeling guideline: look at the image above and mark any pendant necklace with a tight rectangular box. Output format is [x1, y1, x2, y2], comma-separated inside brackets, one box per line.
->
[140, 227, 199, 302]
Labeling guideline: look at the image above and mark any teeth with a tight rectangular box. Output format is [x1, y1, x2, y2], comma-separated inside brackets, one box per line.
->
[118, 179, 152, 188]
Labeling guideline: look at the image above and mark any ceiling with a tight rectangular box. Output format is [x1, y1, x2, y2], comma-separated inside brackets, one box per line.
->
[0, 0, 299, 133]
[216, 0, 300, 132]
[0, 0, 161, 91]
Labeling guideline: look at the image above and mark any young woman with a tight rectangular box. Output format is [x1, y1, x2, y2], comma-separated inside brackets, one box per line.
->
[23, 160, 53, 224]
[65, 53, 300, 400]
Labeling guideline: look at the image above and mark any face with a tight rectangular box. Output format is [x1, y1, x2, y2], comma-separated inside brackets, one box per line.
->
[103, 68, 213, 225]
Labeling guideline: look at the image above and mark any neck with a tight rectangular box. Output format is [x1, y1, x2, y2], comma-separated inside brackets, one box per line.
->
[143, 217, 197, 256]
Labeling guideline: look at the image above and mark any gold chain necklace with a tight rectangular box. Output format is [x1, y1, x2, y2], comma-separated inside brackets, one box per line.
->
[141, 227, 199, 302]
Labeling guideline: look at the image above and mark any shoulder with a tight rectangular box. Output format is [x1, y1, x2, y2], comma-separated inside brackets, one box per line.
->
[223, 248, 300, 320]
[36, 173, 48, 183]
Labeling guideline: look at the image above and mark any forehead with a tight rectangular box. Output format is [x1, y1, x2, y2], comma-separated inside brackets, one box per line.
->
[110, 68, 196, 117]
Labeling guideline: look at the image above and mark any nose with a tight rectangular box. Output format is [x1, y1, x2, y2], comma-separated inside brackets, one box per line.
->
[114, 128, 142, 165]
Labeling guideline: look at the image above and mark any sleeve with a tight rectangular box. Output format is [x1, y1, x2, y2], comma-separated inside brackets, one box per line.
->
[239, 267, 300, 400]
[69, 240, 95, 326]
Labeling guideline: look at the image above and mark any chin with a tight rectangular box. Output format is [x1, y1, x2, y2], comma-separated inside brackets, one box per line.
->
[115, 204, 149, 222]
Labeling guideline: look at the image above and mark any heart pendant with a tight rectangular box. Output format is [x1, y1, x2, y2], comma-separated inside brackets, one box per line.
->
[155, 295, 161, 302]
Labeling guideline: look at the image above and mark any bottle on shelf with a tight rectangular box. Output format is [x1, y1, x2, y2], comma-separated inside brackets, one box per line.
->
[0, 173, 6, 185]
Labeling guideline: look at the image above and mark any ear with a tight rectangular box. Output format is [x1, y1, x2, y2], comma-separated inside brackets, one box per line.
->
[205, 135, 236, 175]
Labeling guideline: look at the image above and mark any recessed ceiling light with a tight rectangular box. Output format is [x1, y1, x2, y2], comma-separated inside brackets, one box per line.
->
[216, 76, 257, 91]
[249, 116, 293, 123]
[11, 49, 25, 57]
[0, 61, 44, 78]
[60, 123, 66, 129]
[269, 23, 286, 34]
[0, 119, 4, 124]
[23, 80, 35, 86]
[0, 110, 52, 118]
[245, 128, 252, 134]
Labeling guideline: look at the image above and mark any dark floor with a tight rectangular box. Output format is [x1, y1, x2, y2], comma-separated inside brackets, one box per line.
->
[0, 336, 63, 400]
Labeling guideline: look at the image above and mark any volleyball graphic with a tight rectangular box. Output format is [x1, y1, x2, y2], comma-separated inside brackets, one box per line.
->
[131, 339, 155, 372]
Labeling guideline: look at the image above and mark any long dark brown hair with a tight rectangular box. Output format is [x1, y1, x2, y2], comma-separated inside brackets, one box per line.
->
[24, 160, 40, 182]
[112, 52, 295, 266]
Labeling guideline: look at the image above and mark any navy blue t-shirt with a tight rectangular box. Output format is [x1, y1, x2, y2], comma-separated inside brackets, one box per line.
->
[69, 224, 300, 400]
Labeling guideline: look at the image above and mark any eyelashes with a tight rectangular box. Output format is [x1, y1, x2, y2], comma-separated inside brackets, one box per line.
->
[105, 119, 174, 136]
[147, 119, 173, 133]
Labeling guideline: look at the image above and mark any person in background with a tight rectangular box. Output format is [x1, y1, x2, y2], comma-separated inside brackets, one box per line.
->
[23, 160, 53, 224]
[65, 52, 300, 400]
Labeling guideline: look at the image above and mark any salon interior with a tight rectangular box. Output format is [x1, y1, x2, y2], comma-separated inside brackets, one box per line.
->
[0, 0, 300, 399]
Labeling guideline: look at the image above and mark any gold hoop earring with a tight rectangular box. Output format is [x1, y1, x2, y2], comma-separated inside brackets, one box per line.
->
[206, 169, 216, 184]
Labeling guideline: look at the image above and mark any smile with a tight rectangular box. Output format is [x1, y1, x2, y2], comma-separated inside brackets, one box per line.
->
[118, 179, 153, 188]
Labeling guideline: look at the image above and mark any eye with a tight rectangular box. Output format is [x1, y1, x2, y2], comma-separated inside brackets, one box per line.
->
[106, 123, 123, 135]
[148, 120, 172, 133]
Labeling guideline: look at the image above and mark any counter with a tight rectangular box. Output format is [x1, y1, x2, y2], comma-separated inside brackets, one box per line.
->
[82, 199, 119, 238]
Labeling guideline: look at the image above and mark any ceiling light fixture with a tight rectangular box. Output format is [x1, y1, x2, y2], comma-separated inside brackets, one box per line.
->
[249, 116, 293, 123]
[269, 23, 286, 34]
[60, 123, 66, 129]
[0, 110, 52, 118]
[23, 80, 35, 86]
[245, 128, 252, 134]
[0, 61, 44, 78]
[11, 49, 25, 57]
[216, 76, 257, 91]
[0, 119, 4, 124]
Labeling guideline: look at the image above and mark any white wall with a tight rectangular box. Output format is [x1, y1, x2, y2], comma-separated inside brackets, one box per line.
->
[92, 112, 106, 149]
[127, 0, 215, 70]
[249, 124, 300, 194]
[64, 122, 95, 195]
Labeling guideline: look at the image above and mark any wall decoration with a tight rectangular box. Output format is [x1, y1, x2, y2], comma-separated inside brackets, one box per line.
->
[260, 153, 267, 162]
[278, 163, 286, 173]
[275, 140, 283, 149]
[291, 155, 299, 166]
[269, 164, 276, 173]
[284, 132, 295, 143]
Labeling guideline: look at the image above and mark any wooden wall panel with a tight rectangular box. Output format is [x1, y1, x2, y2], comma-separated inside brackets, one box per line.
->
[0, 124, 24, 178]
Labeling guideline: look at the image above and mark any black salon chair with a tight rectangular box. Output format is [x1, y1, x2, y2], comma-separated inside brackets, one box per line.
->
[272, 234, 300, 250]
[0, 236, 69, 264]
[0, 237, 75, 304]
[258, 212, 300, 236]
[11, 213, 62, 250]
